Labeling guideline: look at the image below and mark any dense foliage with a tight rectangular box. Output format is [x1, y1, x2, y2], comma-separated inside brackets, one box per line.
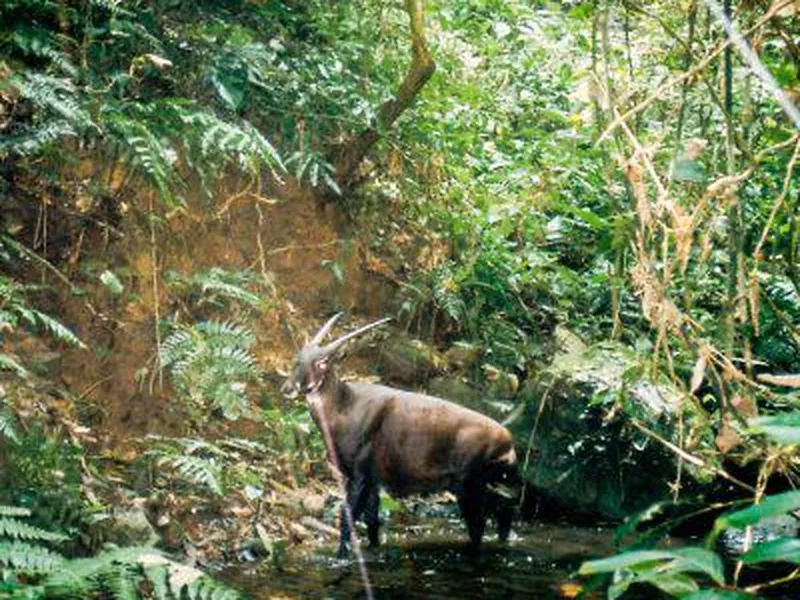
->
[1, 0, 800, 597]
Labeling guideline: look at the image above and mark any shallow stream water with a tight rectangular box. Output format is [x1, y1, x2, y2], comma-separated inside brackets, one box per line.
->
[224, 521, 618, 599]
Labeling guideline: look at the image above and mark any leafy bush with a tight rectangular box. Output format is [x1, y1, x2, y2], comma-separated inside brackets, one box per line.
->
[581, 414, 800, 597]
[0, 505, 239, 599]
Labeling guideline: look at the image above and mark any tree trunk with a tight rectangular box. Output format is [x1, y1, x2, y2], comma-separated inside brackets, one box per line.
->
[333, 0, 435, 190]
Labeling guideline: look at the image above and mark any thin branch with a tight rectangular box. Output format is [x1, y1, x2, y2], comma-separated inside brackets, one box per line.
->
[629, 419, 756, 493]
[598, 2, 790, 144]
[753, 136, 800, 261]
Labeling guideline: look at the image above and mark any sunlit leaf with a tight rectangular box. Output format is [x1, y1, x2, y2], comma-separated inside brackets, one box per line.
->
[715, 491, 800, 531]
[740, 537, 800, 565]
[750, 412, 800, 445]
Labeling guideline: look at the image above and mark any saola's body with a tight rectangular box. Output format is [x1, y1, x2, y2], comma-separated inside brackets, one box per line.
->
[314, 380, 517, 498]
[282, 314, 520, 557]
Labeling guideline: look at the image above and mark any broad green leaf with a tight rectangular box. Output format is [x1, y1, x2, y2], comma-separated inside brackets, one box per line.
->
[750, 412, 800, 445]
[580, 550, 687, 575]
[715, 491, 800, 530]
[740, 537, 800, 565]
[648, 572, 699, 596]
[665, 548, 725, 585]
[684, 591, 756, 600]
[580, 547, 724, 589]
[210, 70, 245, 111]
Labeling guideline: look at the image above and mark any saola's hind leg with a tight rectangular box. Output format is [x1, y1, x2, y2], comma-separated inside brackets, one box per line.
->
[489, 458, 521, 543]
[458, 482, 487, 551]
[495, 496, 513, 542]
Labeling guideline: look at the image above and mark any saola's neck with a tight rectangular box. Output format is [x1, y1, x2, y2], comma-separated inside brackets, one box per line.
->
[315, 369, 352, 417]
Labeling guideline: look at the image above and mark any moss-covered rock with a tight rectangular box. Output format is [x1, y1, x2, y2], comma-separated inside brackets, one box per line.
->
[514, 339, 713, 520]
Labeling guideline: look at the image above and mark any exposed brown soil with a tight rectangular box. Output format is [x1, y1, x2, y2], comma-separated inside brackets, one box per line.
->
[31, 176, 398, 443]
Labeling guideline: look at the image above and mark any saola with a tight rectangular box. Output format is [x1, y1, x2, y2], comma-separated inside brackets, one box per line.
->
[281, 314, 520, 557]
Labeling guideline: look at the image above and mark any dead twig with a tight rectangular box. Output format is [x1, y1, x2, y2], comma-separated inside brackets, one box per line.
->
[629, 419, 756, 493]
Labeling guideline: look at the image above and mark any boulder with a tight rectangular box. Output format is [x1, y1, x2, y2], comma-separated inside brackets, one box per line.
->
[515, 339, 713, 520]
[444, 342, 482, 371]
[104, 505, 160, 547]
[377, 335, 445, 386]
[718, 514, 800, 558]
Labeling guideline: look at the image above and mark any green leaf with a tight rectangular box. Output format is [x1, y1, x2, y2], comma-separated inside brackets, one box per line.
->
[750, 412, 800, 445]
[684, 591, 756, 600]
[0, 507, 32, 518]
[211, 70, 245, 111]
[647, 572, 699, 596]
[579, 547, 724, 585]
[740, 537, 800, 565]
[100, 269, 124, 296]
[580, 550, 681, 574]
[0, 517, 68, 542]
[666, 548, 725, 585]
[672, 157, 706, 183]
[715, 491, 800, 531]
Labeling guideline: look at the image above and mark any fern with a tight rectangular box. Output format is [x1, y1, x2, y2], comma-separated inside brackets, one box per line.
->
[100, 106, 183, 207]
[167, 267, 267, 311]
[10, 72, 93, 130]
[0, 506, 32, 518]
[0, 354, 29, 379]
[0, 540, 64, 572]
[33, 546, 241, 600]
[0, 120, 78, 157]
[162, 455, 223, 496]
[10, 24, 78, 77]
[184, 576, 242, 600]
[145, 436, 271, 497]
[19, 308, 86, 348]
[0, 517, 68, 542]
[159, 320, 259, 420]
[0, 274, 85, 349]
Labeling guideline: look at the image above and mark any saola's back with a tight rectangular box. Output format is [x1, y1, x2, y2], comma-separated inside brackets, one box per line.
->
[344, 382, 516, 496]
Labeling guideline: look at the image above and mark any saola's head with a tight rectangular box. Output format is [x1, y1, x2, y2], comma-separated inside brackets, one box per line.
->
[280, 313, 390, 399]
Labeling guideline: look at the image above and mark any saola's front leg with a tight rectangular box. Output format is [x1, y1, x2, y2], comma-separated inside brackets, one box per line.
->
[337, 473, 378, 557]
[364, 482, 380, 547]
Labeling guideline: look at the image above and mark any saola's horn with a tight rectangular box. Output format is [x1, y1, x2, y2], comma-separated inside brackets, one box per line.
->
[324, 317, 391, 354]
[310, 312, 343, 346]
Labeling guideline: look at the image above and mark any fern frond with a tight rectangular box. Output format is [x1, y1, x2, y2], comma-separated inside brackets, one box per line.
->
[0, 506, 31, 518]
[0, 120, 78, 157]
[158, 455, 223, 496]
[0, 517, 68, 542]
[103, 563, 143, 600]
[184, 576, 241, 600]
[159, 319, 259, 419]
[10, 25, 78, 76]
[0, 540, 64, 572]
[145, 565, 173, 600]
[27, 310, 85, 348]
[0, 353, 29, 380]
[12, 73, 92, 130]
[194, 320, 255, 348]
